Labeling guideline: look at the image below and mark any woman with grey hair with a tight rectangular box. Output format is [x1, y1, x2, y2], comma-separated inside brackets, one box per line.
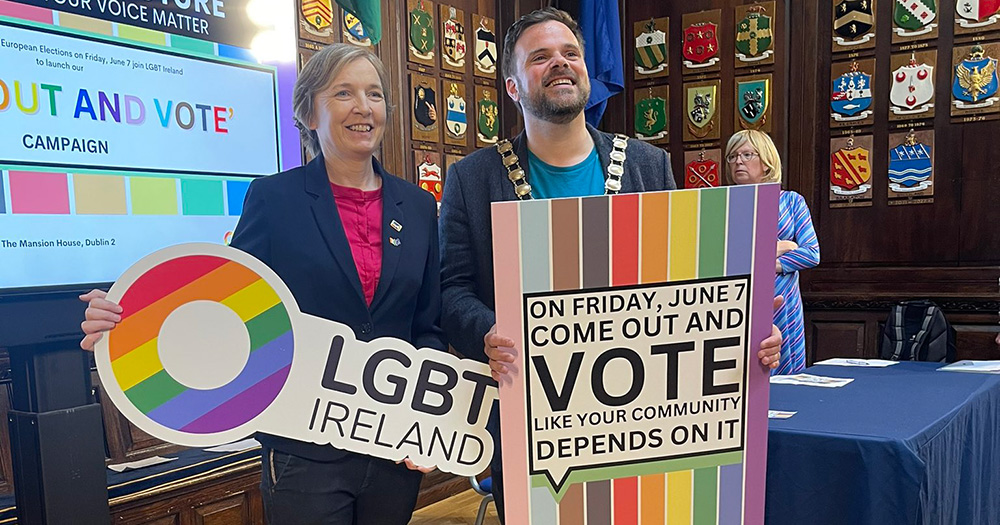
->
[80, 43, 444, 523]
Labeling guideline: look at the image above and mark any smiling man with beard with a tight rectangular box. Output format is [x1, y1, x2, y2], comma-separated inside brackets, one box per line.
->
[438, 8, 783, 522]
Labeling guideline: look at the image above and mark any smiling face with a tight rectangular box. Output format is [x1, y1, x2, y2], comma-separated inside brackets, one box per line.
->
[506, 20, 590, 124]
[308, 57, 387, 162]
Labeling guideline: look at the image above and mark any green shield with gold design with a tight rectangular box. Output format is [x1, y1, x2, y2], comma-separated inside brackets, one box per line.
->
[478, 98, 499, 139]
[410, 6, 434, 55]
[635, 97, 667, 137]
[736, 12, 772, 57]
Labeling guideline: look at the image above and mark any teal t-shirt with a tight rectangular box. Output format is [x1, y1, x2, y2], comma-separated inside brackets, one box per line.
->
[527, 147, 604, 199]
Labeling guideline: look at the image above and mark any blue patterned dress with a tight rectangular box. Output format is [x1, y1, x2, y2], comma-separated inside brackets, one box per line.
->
[772, 190, 820, 375]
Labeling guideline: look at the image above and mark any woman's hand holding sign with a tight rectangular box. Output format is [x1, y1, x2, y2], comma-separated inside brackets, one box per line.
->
[79, 288, 122, 351]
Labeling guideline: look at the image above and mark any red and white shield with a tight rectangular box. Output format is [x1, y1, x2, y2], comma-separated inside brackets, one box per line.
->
[956, 0, 1000, 21]
[682, 22, 719, 64]
[685, 159, 720, 189]
[418, 160, 443, 201]
[890, 60, 933, 111]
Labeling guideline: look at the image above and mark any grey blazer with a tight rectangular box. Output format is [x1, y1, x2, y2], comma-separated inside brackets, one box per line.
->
[439, 124, 677, 361]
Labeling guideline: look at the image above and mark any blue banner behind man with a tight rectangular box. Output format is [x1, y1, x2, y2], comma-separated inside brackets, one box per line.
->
[579, 0, 623, 126]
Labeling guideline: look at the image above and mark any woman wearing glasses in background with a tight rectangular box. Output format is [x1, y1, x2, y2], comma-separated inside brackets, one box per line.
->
[725, 130, 820, 375]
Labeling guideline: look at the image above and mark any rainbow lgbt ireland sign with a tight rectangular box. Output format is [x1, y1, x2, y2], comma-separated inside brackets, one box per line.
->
[94, 243, 496, 477]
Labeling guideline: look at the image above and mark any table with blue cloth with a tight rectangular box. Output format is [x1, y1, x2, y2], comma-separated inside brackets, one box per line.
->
[765, 361, 1000, 525]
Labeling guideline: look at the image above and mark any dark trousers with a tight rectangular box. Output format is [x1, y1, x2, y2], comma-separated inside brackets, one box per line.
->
[487, 405, 506, 524]
[261, 447, 424, 525]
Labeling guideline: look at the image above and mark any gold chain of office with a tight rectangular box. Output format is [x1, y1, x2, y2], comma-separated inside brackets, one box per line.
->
[495, 134, 630, 200]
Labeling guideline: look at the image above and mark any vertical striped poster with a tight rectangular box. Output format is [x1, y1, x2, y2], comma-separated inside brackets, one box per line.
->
[492, 184, 779, 525]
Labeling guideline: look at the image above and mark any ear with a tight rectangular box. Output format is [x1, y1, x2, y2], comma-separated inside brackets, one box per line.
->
[505, 77, 520, 104]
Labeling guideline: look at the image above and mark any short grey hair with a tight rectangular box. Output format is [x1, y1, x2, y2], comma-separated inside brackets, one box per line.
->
[293, 43, 393, 157]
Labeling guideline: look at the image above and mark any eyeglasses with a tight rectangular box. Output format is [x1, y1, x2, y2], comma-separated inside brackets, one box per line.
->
[726, 152, 759, 163]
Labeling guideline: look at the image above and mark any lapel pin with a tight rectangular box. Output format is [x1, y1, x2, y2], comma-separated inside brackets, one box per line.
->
[389, 237, 401, 247]
[390, 220, 403, 232]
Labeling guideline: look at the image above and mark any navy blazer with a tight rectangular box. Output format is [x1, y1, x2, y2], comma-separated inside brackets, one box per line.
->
[231, 154, 445, 461]
[439, 124, 677, 362]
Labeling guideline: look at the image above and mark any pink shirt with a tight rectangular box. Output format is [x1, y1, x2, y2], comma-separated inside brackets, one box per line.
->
[330, 183, 383, 306]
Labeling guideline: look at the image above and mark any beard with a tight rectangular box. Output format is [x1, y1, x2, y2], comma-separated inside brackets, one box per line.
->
[517, 71, 591, 124]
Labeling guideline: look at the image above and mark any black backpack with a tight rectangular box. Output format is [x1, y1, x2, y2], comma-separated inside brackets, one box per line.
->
[878, 300, 957, 363]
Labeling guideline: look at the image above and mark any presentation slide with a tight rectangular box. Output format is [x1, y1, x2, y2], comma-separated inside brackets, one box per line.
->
[0, 20, 280, 175]
[0, 0, 298, 291]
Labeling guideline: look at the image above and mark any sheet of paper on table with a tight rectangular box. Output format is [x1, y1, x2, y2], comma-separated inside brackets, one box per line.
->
[813, 358, 899, 367]
[203, 438, 261, 453]
[769, 374, 855, 388]
[107, 456, 177, 473]
[937, 360, 1000, 374]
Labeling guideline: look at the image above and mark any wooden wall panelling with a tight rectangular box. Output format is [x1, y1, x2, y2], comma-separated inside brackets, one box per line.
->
[379, 0, 410, 182]
[191, 493, 252, 525]
[0, 378, 13, 494]
[95, 377, 184, 463]
[110, 468, 263, 525]
[415, 468, 473, 509]
[791, 1, 999, 363]
[806, 317, 868, 362]
[387, 0, 505, 188]
[958, 119, 1000, 263]
[621, 1, 788, 189]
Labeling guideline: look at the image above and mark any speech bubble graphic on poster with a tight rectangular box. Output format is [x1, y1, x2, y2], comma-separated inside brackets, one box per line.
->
[95, 243, 497, 477]
[524, 277, 751, 492]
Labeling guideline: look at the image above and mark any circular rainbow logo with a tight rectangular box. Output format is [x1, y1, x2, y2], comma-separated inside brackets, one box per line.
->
[105, 253, 294, 435]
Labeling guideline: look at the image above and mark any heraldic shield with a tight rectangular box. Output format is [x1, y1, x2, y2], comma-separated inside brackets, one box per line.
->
[738, 79, 768, 124]
[635, 97, 667, 139]
[831, 145, 871, 193]
[414, 85, 437, 130]
[687, 86, 716, 128]
[953, 45, 999, 106]
[443, 14, 466, 67]
[736, 8, 773, 59]
[891, 58, 934, 113]
[834, 0, 875, 38]
[894, 0, 937, 33]
[344, 12, 370, 44]
[478, 91, 499, 144]
[410, 1, 435, 57]
[685, 157, 720, 189]
[682, 22, 719, 64]
[446, 94, 467, 137]
[956, 0, 1000, 26]
[302, 0, 333, 31]
[831, 67, 873, 118]
[635, 21, 667, 73]
[418, 156, 443, 202]
[888, 136, 932, 191]
[475, 22, 497, 74]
